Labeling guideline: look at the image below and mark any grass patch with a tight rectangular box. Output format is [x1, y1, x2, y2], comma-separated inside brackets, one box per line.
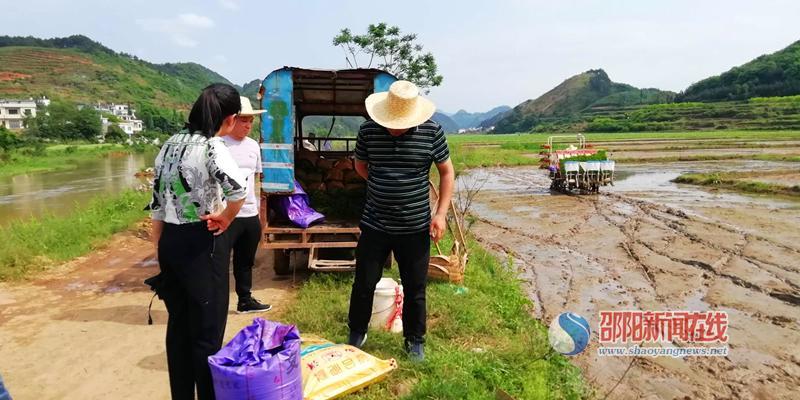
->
[282, 236, 587, 399]
[0, 190, 150, 280]
[673, 172, 800, 197]
[0, 143, 131, 177]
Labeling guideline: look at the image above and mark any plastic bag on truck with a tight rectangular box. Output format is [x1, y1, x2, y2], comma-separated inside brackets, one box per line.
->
[301, 335, 397, 400]
[269, 179, 325, 228]
[208, 318, 303, 400]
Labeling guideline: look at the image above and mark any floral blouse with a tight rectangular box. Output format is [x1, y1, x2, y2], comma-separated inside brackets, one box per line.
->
[149, 131, 247, 224]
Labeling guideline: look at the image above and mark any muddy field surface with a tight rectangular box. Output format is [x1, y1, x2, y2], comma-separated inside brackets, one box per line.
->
[608, 147, 800, 160]
[464, 161, 800, 400]
[592, 139, 800, 149]
[0, 231, 294, 400]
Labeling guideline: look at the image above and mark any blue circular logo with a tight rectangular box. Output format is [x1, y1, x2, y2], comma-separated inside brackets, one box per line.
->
[548, 312, 591, 355]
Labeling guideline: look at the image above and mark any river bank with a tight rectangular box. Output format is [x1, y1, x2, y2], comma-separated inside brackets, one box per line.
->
[0, 143, 152, 177]
[0, 190, 150, 280]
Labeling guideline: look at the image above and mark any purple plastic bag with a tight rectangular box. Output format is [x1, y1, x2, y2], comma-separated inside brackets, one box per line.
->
[269, 179, 325, 228]
[208, 318, 302, 400]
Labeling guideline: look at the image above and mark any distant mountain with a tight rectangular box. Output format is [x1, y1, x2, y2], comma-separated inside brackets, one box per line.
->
[478, 110, 508, 129]
[0, 35, 233, 109]
[678, 39, 800, 102]
[447, 106, 511, 130]
[492, 69, 675, 133]
[431, 112, 459, 133]
[240, 79, 261, 102]
[300, 115, 364, 138]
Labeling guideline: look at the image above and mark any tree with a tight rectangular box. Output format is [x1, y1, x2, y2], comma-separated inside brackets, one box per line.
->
[333, 23, 443, 92]
[72, 106, 102, 141]
[105, 125, 127, 143]
[0, 126, 22, 153]
[24, 100, 101, 141]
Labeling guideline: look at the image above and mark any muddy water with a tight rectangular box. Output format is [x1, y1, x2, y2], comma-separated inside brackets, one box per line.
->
[0, 152, 155, 226]
[462, 161, 800, 400]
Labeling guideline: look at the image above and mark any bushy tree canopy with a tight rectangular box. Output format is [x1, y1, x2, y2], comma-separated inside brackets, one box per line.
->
[333, 23, 443, 91]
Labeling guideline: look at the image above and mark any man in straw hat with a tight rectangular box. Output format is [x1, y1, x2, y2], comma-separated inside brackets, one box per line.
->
[347, 80, 455, 362]
[221, 97, 272, 314]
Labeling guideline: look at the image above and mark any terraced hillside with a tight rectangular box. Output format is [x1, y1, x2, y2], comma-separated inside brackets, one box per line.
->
[0, 43, 232, 109]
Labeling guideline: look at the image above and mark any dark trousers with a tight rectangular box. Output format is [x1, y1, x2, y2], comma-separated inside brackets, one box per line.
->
[227, 216, 261, 301]
[348, 224, 430, 343]
[158, 222, 230, 400]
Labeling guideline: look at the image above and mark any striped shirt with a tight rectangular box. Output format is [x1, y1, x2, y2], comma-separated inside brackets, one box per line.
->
[355, 119, 450, 234]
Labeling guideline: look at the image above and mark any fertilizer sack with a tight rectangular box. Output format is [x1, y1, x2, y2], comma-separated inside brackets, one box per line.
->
[301, 335, 397, 400]
[209, 318, 303, 400]
[269, 179, 325, 228]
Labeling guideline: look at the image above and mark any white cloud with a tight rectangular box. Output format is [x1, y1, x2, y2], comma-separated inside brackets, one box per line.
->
[177, 13, 215, 28]
[136, 13, 215, 48]
[219, 0, 239, 10]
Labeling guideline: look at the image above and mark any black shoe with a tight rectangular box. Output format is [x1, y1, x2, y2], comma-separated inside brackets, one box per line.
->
[348, 331, 368, 349]
[237, 297, 272, 314]
[404, 340, 425, 362]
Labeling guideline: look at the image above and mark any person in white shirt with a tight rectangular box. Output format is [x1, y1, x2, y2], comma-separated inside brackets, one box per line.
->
[221, 97, 271, 313]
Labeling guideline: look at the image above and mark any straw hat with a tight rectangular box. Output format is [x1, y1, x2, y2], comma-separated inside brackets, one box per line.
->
[238, 96, 267, 116]
[365, 80, 436, 130]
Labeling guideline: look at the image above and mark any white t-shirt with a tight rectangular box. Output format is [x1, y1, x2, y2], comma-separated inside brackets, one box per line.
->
[222, 135, 261, 218]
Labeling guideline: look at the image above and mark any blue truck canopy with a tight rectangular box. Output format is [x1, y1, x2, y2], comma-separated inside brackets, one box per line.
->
[257, 67, 396, 193]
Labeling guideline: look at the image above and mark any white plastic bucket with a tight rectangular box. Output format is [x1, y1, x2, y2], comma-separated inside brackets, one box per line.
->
[370, 277, 403, 331]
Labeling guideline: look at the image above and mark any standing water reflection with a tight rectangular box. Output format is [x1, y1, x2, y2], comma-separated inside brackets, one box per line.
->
[0, 151, 157, 226]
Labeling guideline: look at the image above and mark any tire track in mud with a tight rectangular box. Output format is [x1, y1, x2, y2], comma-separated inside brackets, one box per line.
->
[590, 193, 800, 308]
[471, 200, 694, 400]
[467, 168, 800, 399]
[604, 192, 800, 259]
[591, 193, 800, 395]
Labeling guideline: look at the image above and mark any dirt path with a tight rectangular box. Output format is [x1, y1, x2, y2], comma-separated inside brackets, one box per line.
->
[466, 165, 800, 400]
[0, 229, 295, 400]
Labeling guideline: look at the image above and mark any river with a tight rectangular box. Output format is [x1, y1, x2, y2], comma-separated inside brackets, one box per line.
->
[0, 152, 156, 226]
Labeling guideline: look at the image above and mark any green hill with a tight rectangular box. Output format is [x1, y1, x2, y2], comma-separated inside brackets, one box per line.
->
[493, 69, 675, 133]
[678, 40, 800, 102]
[432, 112, 460, 133]
[0, 35, 233, 110]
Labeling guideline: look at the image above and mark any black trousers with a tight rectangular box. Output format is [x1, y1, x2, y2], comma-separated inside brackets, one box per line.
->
[158, 222, 230, 400]
[227, 216, 262, 301]
[348, 224, 430, 343]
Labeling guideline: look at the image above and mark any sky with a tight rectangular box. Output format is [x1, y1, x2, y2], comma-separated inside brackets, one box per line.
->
[2, 0, 800, 113]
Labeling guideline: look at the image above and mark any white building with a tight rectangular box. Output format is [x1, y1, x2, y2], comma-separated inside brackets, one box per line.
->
[36, 96, 51, 108]
[0, 99, 37, 130]
[94, 102, 144, 135]
[118, 121, 144, 135]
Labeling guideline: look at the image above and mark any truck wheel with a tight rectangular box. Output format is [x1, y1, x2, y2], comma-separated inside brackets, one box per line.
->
[273, 250, 291, 275]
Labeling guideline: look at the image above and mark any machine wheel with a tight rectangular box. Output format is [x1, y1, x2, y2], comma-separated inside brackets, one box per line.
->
[273, 250, 291, 275]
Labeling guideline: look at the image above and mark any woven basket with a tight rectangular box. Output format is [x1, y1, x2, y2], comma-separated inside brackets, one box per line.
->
[428, 240, 466, 284]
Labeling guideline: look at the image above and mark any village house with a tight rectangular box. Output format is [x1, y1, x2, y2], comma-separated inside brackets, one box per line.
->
[0, 98, 37, 130]
[95, 102, 144, 135]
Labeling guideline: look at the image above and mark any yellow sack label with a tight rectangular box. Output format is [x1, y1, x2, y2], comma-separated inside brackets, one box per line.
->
[301, 335, 397, 400]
